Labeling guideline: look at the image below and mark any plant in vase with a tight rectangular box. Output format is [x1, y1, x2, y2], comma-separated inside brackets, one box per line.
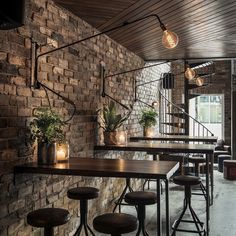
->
[98, 101, 131, 145]
[139, 108, 158, 137]
[29, 107, 66, 164]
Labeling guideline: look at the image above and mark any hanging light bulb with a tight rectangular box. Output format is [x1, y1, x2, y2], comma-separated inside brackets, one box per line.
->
[162, 30, 179, 49]
[152, 100, 159, 108]
[196, 77, 204, 86]
[185, 67, 196, 80]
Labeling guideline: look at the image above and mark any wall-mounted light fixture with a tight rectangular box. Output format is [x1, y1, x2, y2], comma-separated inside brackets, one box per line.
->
[31, 14, 178, 117]
[100, 61, 171, 110]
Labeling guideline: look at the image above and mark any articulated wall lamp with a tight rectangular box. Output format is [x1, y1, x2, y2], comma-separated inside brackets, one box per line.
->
[101, 61, 171, 110]
[31, 14, 178, 119]
[31, 13, 178, 88]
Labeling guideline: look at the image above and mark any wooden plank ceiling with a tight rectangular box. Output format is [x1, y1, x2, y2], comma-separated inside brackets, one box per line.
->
[54, 0, 236, 61]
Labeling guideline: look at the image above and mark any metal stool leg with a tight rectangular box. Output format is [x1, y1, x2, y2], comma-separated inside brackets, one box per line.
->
[44, 227, 54, 236]
[113, 178, 134, 213]
[74, 200, 95, 236]
[171, 185, 205, 235]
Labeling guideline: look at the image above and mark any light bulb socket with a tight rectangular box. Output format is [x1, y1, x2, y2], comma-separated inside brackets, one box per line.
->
[160, 23, 167, 31]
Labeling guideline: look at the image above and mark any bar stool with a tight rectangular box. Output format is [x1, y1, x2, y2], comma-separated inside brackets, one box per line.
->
[27, 208, 70, 236]
[67, 187, 99, 236]
[93, 213, 137, 236]
[171, 175, 205, 236]
[125, 191, 157, 236]
[188, 156, 207, 200]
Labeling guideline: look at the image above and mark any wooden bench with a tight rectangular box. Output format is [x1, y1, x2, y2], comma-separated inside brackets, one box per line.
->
[224, 160, 236, 180]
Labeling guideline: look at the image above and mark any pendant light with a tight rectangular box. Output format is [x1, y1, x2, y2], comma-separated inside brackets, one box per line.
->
[185, 67, 196, 80]
[196, 77, 204, 86]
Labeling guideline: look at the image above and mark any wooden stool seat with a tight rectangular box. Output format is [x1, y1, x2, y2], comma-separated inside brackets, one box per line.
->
[93, 213, 137, 235]
[173, 175, 201, 186]
[125, 191, 157, 205]
[27, 208, 70, 236]
[27, 208, 70, 228]
[67, 187, 99, 200]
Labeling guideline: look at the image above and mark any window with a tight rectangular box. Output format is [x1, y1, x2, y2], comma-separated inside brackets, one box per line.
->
[196, 95, 223, 123]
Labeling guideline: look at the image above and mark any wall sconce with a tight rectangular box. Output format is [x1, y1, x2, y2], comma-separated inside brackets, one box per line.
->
[56, 142, 69, 162]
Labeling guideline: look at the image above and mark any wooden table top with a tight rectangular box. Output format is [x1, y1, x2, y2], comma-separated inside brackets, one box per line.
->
[94, 141, 215, 154]
[129, 135, 218, 143]
[14, 158, 179, 179]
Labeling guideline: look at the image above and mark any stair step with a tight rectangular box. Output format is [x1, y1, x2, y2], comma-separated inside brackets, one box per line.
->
[197, 73, 215, 77]
[188, 83, 208, 89]
[189, 62, 209, 68]
[176, 104, 185, 109]
[160, 132, 185, 135]
[161, 122, 185, 128]
[166, 113, 187, 119]
[188, 94, 201, 99]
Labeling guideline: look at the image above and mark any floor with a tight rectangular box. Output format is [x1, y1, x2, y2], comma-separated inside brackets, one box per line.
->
[119, 170, 236, 236]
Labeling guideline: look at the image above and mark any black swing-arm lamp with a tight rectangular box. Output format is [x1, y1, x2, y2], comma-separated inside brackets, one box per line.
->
[32, 13, 178, 114]
[101, 61, 174, 110]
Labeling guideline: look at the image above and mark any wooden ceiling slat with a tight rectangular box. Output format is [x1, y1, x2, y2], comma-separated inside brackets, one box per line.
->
[109, 0, 235, 41]
[53, 0, 236, 60]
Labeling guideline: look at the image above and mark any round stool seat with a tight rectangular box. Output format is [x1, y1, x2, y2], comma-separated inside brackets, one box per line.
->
[125, 191, 157, 205]
[93, 213, 137, 235]
[27, 208, 70, 228]
[67, 187, 99, 200]
[188, 156, 206, 163]
[173, 175, 201, 186]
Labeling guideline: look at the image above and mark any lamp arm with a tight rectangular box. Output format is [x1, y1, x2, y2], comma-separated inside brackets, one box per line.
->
[104, 61, 169, 79]
[37, 81, 76, 123]
[33, 14, 167, 85]
[102, 92, 130, 110]
[135, 98, 154, 109]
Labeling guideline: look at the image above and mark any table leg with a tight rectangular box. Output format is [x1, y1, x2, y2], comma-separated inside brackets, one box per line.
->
[210, 153, 214, 205]
[165, 179, 170, 236]
[206, 154, 210, 236]
[156, 179, 161, 236]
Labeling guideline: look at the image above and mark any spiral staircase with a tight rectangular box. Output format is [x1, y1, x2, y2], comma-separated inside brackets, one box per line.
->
[158, 61, 215, 137]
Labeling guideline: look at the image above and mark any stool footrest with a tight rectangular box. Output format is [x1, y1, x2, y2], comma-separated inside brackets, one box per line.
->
[172, 219, 205, 233]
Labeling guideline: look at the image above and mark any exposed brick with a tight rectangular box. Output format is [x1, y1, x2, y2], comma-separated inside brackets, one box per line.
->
[10, 76, 26, 86]
[53, 66, 63, 75]
[47, 37, 58, 48]
[17, 87, 32, 97]
[0, 52, 7, 61]
[18, 108, 32, 117]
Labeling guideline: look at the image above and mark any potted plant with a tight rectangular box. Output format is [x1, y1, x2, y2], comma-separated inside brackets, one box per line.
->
[29, 107, 65, 164]
[98, 101, 131, 145]
[139, 108, 158, 137]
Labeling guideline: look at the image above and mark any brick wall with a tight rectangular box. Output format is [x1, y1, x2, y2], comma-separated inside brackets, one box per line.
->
[0, 0, 168, 235]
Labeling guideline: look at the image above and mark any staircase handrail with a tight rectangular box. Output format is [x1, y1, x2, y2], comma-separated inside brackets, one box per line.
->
[158, 88, 214, 136]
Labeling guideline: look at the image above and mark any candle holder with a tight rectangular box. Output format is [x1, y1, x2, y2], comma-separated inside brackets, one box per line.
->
[56, 142, 69, 162]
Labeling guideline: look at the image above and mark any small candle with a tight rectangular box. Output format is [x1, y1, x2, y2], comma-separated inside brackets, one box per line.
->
[57, 149, 66, 161]
[117, 131, 127, 145]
